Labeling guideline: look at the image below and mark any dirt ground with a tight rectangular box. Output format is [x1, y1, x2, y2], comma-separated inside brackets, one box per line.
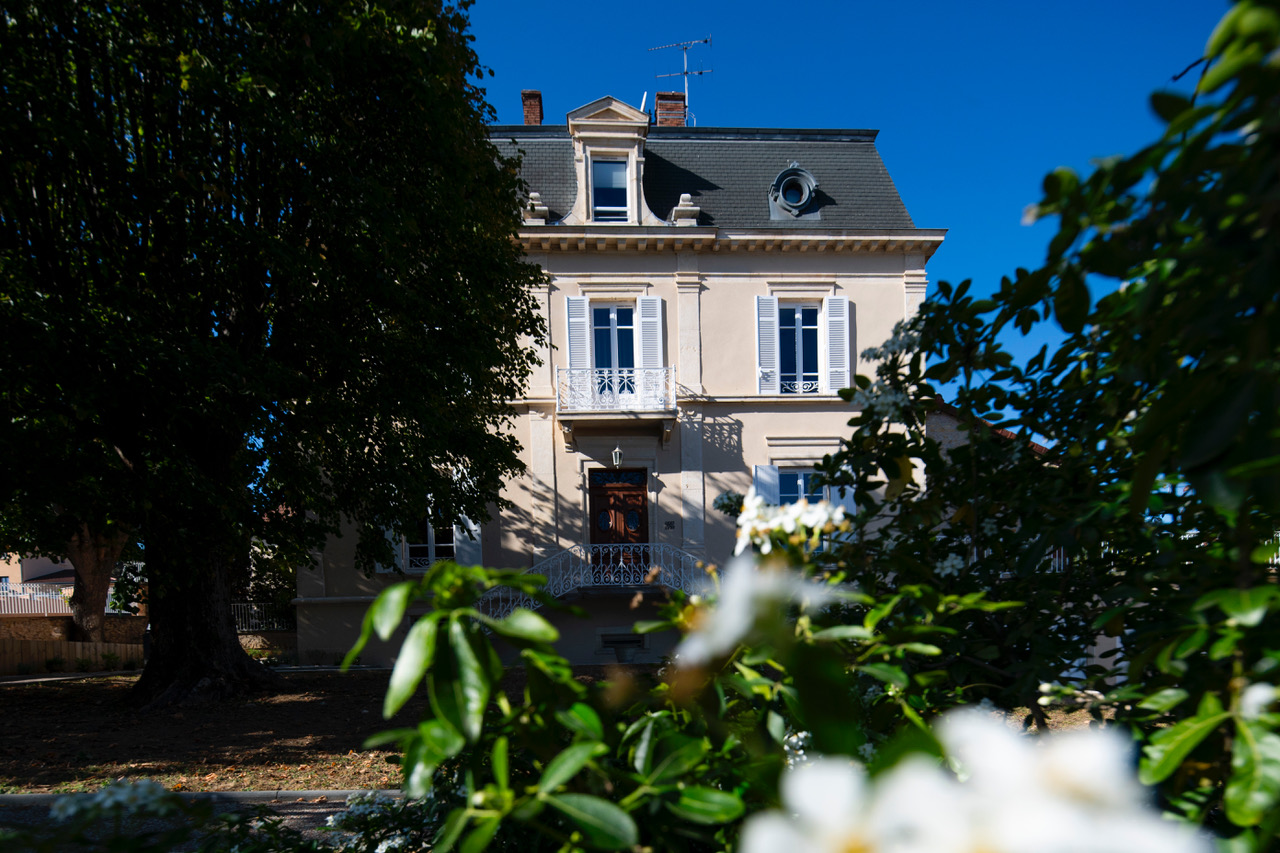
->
[0, 670, 421, 794]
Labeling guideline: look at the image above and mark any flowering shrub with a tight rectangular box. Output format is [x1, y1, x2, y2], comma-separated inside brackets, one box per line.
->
[742, 712, 1209, 853]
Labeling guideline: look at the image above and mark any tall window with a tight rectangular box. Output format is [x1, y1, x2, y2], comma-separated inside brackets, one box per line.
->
[755, 295, 852, 395]
[592, 160, 628, 222]
[778, 470, 825, 505]
[592, 305, 635, 394]
[779, 305, 820, 394]
[407, 513, 454, 571]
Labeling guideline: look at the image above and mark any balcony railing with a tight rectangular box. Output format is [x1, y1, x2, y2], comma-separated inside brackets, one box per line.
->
[556, 367, 675, 413]
[477, 543, 703, 621]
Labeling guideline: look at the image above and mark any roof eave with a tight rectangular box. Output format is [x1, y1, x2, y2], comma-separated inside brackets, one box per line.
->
[517, 226, 945, 258]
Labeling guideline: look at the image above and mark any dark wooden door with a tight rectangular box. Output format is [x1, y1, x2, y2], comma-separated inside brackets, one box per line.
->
[587, 469, 648, 583]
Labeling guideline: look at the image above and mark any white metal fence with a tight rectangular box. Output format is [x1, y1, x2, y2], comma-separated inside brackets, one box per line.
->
[231, 601, 296, 633]
[0, 582, 73, 615]
[0, 582, 134, 616]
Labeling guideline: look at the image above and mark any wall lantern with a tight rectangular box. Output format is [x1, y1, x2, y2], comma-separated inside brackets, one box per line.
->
[612, 445, 624, 468]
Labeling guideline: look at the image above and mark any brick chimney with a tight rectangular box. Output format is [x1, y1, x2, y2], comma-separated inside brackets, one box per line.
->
[521, 90, 543, 126]
[655, 91, 686, 127]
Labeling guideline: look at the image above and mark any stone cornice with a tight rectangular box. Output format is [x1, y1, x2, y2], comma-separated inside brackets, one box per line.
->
[517, 226, 945, 259]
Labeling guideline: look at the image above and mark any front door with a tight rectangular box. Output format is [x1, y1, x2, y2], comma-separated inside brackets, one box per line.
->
[587, 468, 649, 583]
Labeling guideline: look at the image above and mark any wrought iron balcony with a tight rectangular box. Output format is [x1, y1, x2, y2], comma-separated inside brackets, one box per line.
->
[477, 542, 702, 621]
[556, 367, 676, 413]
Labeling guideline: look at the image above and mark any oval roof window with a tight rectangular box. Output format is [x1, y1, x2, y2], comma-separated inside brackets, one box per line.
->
[769, 163, 819, 218]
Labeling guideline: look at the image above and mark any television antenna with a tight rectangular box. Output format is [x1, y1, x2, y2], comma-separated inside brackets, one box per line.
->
[649, 36, 713, 121]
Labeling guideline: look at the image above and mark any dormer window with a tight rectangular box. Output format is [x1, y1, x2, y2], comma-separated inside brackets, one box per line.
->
[592, 160, 628, 222]
[563, 97, 663, 227]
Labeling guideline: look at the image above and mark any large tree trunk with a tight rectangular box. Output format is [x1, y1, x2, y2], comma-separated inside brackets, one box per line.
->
[64, 523, 130, 643]
[132, 530, 281, 709]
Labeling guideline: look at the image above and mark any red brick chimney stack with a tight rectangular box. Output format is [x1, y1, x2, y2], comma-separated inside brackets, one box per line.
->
[655, 91, 686, 127]
[521, 90, 543, 126]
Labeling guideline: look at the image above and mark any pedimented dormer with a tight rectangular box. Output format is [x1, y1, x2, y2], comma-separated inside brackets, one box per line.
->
[561, 97, 663, 227]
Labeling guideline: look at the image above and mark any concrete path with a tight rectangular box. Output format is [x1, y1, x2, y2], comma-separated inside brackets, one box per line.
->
[0, 789, 402, 849]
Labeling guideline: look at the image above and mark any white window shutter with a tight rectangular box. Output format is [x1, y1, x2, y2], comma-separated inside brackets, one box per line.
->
[756, 296, 780, 394]
[453, 517, 482, 566]
[378, 529, 405, 573]
[636, 296, 663, 367]
[753, 465, 780, 504]
[566, 296, 590, 369]
[824, 296, 851, 393]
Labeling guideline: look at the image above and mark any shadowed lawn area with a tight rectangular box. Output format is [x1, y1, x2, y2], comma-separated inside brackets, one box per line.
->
[0, 671, 424, 793]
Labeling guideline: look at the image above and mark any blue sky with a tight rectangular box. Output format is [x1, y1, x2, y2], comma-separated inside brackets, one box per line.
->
[469, 0, 1228, 366]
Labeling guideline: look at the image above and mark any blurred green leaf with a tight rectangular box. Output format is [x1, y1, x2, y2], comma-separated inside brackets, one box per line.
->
[664, 786, 745, 825]
[1196, 587, 1280, 627]
[544, 794, 638, 850]
[1150, 91, 1193, 123]
[1225, 719, 1280, 826]
[1138, 688, 1190, 713]
[812, 624, 875, 641]
[478, 607, 558, 643]
[556, 702, 604, 741]
[493, 735, 509, 791]
[648, 735, 707, 784]
[460, 817, 501, 853]
[859, 663, 909, 689]
[429, 616, 490, 743]
[538, 741, 606, 793]
[384, 615, 438, 718]
[371, 582, 415, 642]
[1141, 694, 1229, 784]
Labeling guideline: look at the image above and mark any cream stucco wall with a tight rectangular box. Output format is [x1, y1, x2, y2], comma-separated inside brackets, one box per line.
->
[297, 240, 933, 666]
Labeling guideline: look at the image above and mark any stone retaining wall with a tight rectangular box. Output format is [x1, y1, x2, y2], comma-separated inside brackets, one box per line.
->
[0, 614, 146, 643]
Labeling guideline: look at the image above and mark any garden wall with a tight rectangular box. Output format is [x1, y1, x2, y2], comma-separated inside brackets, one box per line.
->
[0, 614, 146, 643]
[0, 638, 144, 675]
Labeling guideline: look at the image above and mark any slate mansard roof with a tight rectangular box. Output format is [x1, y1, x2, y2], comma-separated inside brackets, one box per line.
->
[490, 125, 916, 230]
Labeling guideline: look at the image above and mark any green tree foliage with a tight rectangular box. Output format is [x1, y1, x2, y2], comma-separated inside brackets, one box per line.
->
[814, 0, 1280, 841]
[357, 2, 1280, 849]
[338, 5, 1280, 852]
[0, 0, 545, 705]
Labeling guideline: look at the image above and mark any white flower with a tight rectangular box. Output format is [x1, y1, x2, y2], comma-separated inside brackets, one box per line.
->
[936, 553, 966, 578]
[938, 709, 1208, 853]
[1241, 682, 1276, 719]
[740, 710, 1212, 853]
[734, 487, 847, 556]
[675, 556, 832, 667]
[741, 756, 972, 853]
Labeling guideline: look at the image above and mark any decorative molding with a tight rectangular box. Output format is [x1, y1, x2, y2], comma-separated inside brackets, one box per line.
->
[765, 436, 844, 448]
[764, 436, 844, 467]
[577, 282, 652, 296]
[517, 227, 946, 258]
[766, 280, 838, 298]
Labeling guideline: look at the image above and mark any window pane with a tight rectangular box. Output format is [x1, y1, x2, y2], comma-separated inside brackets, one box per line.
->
[779, 471, 800, 504]
[592, 161, 627, 220]
[780, 307, 797, 368]
[802, 325, 819, 374]
[617, 328, 634, 369]
[594, 327, 613, 368]
[593, 161, 627, 188]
